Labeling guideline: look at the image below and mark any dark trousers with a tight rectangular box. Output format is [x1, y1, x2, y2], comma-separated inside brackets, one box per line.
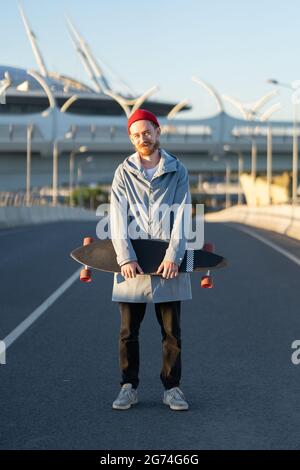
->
[118, 301, 181, 390]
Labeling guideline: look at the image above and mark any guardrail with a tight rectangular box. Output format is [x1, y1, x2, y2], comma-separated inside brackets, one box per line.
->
[0, 205, 98, 228]
[0, 191, 49, 207]
[205, 204, 300, 241]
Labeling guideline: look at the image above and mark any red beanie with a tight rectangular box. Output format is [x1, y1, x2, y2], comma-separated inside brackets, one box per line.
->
[127, 109, 160, 134]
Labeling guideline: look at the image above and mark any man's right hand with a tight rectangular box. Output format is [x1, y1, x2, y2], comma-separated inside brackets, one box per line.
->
[121, 261, 144, 279]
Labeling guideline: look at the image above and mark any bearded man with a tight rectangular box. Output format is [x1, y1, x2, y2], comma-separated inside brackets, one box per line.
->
[110, 109, 192, 411]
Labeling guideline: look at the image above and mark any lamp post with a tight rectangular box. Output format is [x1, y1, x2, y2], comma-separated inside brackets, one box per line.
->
[26, 124, 34, 206]
[212, 155, 231, 208]
[223, 145, 244, 205]
[0, 71, 11, 104]
[69, 146, 88, 206]
[52, 131, 73, 206]
[76, 156, 94, 208]
[77, 156, 93, 185]
[225, 162, 231, 208]
[260, 103, 281, 204]
[52, 137, 60, 206]
[27, 70, 80, 206]
[267, 79, 298, 204]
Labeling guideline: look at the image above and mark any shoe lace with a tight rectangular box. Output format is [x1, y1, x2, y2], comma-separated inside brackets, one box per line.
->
[168, 387, 186, 401]
[119, 385, 134, 399]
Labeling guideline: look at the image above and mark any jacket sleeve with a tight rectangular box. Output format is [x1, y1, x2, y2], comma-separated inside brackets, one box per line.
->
[109, 165, 137, 267]
[163, 165, 191, 266]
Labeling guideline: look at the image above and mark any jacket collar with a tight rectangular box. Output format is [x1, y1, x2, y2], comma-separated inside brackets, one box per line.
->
[124, 148, 178, 177]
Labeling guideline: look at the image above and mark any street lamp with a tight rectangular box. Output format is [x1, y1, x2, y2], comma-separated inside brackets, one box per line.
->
[51, 130, 75, 206]
[69, 146, 88, 206]
[267, 78, 298, 204]
[28, 70, 80, 206]
[0, 71, 11, 104]
[225, 162, 231, 209]
[223, 145, 244, 205]
[212, 155, 231, 209]
[26, 124, 34, 207]
[260, 103, 281, 204]
[75, 156, 94, 209]
[77, 156, 94, 185]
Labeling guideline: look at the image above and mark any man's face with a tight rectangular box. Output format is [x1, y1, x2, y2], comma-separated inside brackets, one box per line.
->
[129, 119, 161, 156]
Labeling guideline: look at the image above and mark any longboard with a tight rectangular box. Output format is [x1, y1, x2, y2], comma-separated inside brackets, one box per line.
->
[70, 237, 227, 288]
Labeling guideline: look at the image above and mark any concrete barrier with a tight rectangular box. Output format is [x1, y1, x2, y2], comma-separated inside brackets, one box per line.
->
[0, 205, 98, 228]
[205, 204, 300, 241]
[3, 203, 299, 243]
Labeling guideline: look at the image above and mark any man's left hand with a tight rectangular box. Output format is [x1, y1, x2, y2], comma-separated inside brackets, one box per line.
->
[156, 261, 179, 279]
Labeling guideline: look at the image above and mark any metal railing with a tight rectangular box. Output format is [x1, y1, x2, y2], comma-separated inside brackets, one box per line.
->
[0, 191, 50, 207]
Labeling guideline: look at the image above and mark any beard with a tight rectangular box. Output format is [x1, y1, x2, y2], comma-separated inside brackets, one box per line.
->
[135, 139, 160, 156]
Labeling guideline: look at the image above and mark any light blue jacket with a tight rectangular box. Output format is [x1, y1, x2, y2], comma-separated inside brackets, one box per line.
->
[110, 148, 192, 303]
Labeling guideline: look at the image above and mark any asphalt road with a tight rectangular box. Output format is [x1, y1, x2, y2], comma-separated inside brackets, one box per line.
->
[0, 220, 300, 450]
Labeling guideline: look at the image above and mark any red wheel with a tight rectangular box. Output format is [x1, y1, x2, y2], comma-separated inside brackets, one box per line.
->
[201, 275, 213, 289]
[203, 242, 215, 253]
[80, 268, 92, 283]
[83, 237, 94, 246]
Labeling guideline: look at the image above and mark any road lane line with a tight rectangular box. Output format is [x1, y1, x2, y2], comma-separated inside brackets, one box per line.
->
[2, 268, 81, 350]
[227, 223, 300, 267]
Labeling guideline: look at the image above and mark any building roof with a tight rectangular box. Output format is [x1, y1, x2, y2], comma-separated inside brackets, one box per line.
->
[0, 65, 95, 94]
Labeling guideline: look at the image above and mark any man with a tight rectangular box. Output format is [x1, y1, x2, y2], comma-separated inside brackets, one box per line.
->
[109, 109, 192, 411]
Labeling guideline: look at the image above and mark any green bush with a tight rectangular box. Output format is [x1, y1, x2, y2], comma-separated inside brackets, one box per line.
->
[70, 186, 109, 209]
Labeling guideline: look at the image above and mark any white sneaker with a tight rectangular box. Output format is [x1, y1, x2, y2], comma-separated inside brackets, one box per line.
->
[163, 387, 189, 411]
[112, 383, 138, 410]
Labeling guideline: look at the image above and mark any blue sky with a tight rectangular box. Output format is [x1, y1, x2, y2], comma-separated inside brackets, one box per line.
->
[1, 0, 300, 120]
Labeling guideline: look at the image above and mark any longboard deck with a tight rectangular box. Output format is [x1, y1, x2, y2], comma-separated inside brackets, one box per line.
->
[71, 238, 227, 274]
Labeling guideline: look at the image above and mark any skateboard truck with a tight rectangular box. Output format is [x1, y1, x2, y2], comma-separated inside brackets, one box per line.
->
[79, 237, 94, 282]
[201, 243, 214, 289]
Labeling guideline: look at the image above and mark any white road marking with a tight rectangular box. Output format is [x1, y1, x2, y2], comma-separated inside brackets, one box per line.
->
[227, 223, 300, 267]
[2, 268, 81, 350]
